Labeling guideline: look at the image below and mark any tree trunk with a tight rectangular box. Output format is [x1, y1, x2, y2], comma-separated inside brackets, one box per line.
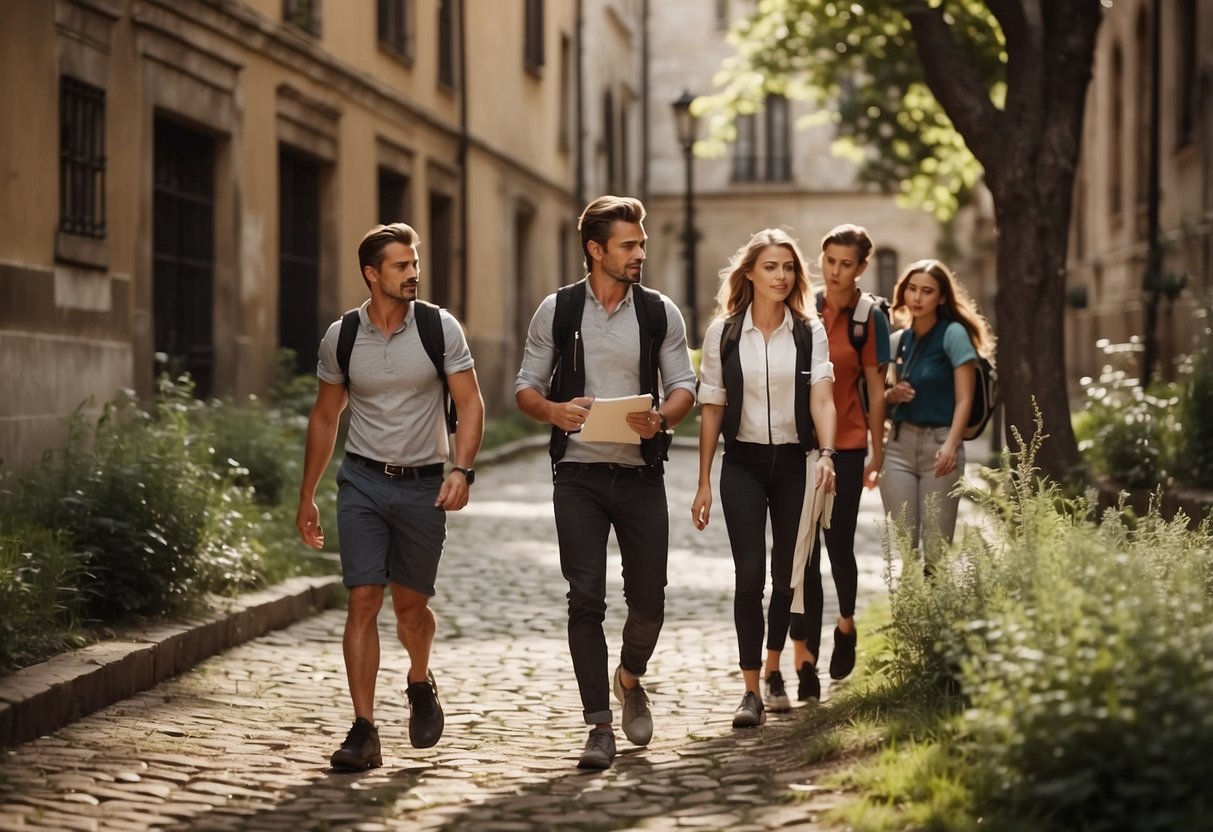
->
[992, 201, 1082, 479]
[907, 1, 1103, 483]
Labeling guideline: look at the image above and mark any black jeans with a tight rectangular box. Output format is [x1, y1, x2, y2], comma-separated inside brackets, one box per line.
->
[719, 442, 807, 671]
[553, 462, 669, 725]
[778, 448, 864, 656]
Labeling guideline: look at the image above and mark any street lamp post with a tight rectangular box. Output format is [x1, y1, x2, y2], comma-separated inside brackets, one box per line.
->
[672, 90, 700, 347]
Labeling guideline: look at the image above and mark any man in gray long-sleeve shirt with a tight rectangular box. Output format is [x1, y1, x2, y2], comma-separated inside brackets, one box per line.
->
[516, 195, 696, 770]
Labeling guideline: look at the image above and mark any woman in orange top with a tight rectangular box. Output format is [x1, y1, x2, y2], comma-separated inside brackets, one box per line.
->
[763, 223, 889, 707]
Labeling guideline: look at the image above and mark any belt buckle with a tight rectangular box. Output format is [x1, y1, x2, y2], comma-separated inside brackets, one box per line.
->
[383, 462, 408, 478]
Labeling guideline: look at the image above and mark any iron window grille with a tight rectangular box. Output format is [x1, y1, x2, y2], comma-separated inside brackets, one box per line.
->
[59, 75, 107, 239]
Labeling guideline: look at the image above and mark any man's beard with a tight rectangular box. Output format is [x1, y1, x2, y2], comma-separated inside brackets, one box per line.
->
[385, 280, 419, 300]
[607, 263, 643, 285]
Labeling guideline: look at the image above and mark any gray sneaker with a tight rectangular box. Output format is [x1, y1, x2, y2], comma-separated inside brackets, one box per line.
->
[612, 664, 653, 746]
[732, 691, 767, 728]
[577, 727, 616, 770]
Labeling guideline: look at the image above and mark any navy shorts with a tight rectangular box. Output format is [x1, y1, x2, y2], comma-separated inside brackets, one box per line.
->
[335, 457, 447, 594]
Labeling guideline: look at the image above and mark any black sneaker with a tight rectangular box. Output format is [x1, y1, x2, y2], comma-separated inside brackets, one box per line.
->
[763, 671, 791, 713]
[406, 671, 444, 749]
[731, 691, 766, 728]
[330, 717, 382, 771]
[577, 727, 616, 770]
[797, 661, 820, 701]
[830, 626, 857, 680]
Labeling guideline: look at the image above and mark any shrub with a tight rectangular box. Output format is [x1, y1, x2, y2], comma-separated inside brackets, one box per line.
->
[1074, 338, 1182, 487]
[877, 415, 1213, 830]
[205, 396, 303, 505]
[1178, 312, 1213, 487]
[0, 519, 88, 672]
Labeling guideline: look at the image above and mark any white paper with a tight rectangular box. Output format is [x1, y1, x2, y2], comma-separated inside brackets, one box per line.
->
[577, 394, 654, 444]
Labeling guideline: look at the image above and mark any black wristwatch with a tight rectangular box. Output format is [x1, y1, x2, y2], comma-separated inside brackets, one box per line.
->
[452, 465, 475, 485]
[658, 413, 670, 432]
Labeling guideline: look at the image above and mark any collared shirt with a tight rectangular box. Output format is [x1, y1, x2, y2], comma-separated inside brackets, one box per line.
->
[821, 292, 885, 450]
[698, 305, 833, 446]
[514, 279, 698, 465]
[317, 300, 474, 466]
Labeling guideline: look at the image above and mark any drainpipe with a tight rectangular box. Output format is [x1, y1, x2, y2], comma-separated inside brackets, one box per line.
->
[458, 0, 469, 322]
[575, 0, 585, 208]
[641, 0, 650, 203]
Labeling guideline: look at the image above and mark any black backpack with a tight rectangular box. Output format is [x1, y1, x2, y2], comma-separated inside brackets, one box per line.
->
[718, 308, 817, 452]
[815, 290, 891, 415]
[547, 281, 669, 468]
[335, 301, 458, 435]
[889, 326, 997, 441]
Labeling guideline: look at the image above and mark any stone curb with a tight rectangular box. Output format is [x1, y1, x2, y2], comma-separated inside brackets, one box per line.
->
[0, 574, 344, 749]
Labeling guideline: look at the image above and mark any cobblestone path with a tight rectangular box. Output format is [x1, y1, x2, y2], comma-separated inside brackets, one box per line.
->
[0, 445, 892, 831]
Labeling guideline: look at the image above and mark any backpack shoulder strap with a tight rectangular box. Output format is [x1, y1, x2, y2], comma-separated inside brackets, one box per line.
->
[336, 308, 361, 390]
[634, 286, 668, 398]
[413, 301, 446, 382]
[552, 282, 586, 357]
[848, 292, 879, 354]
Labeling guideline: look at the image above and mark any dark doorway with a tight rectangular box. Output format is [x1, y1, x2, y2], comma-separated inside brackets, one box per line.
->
[428, 191, 454, 310]
[279, 148, 322, 375]
[153, 117, 215, 397]
[378, 166, 411, 225]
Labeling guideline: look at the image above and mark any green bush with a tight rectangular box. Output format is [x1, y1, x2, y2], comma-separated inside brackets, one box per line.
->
[0, 520, 88, 671]
[873, 417, 1213, 830]
[205, 395, 303, 505]
[1178, 314, 1213, 487]
[36, 380, 228, 619]
[1075, 339, 1182, 487]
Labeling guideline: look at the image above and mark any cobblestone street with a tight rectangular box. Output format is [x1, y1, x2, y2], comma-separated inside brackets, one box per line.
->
[0, 445, 892, 831]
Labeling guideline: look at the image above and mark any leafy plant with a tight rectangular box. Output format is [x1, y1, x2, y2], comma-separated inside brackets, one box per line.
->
[1074, 338, 1182, 487]
[0, 519, 88, 671]
[819, 410, 1213, 830]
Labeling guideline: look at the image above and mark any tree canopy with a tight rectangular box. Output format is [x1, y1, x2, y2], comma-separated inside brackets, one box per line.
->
[700, 0, 1107, 481]
[698, 0, 1008, 220]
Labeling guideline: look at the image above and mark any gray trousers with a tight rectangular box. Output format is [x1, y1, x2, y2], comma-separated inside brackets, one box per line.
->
[879, 422, 964, 553]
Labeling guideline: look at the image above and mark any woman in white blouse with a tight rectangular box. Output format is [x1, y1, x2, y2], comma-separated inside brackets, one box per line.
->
[691, 228, 837, 728]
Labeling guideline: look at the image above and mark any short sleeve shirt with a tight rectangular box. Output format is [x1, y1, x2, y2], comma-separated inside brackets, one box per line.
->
[892, 320, 977, 427]
[317, 300, 474, 466]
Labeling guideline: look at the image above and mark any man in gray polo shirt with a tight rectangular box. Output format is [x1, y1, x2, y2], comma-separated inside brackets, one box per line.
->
[516, 195, 696, 769]
[296, 223, 485, 771]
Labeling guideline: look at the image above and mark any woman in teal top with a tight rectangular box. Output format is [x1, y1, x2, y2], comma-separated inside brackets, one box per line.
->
[880, 259, 995, 556]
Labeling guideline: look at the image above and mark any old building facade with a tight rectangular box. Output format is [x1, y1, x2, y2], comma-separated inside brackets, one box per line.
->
[0, 0, 631, 468]
[1, 0, 974, 470]
[1066, 0, 1213, 382]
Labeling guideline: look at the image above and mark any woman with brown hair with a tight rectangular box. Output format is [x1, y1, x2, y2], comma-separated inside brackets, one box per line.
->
[880, 258, 995, 555]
